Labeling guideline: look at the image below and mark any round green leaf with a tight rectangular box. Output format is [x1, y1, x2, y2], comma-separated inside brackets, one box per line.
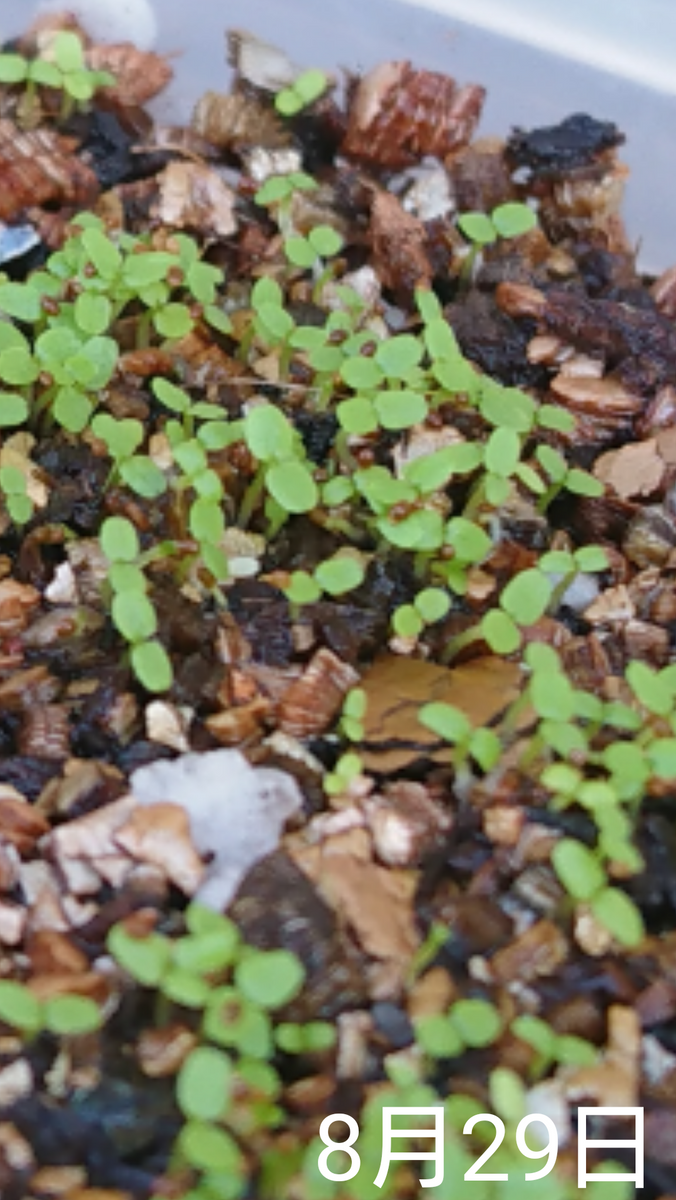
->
[284, 236, 317, 268]
[43, 994, 102, 1036]
[189, 498, 225, 544]
[393, 604, 424, 638]
[0, 54, 28, 83]
[551, 838, 605, 901]
[415, 587, 451, 624]
[480, 609, 520, 654]
[113, 592, 157, 642]
[100, 516, 139, 563]
[179, 1121, 243, 1173]
[131, 640, 173, 692]
[245, 404, 294, 461]
[484, 426, 521, 477]
[451, 998, 502, 1048]
[314, 554, 365, 596]
[337, 396, 378, 435]
[457, 212, 496, 245]
[235, 949, 305, 1010]
[120, 457, 166, 499]
[0, 391, 28, 427]
[0, 981, 42, 1033]
[0, 346, 38, 386]
[445, 517, 491, 564]
[177, 1047, 232, 1121]
[374, 388, 427, 431]
[81, 227, 121, 279]
[284, 571, 321, 605]
[54, 30, 85, 72]
[0, 282, 41, 322]
[530, 671, 575, 721]
[491, 202, 537, 239]
[308, 224, 343, 258]
[500, 568, 552, 626]
[74, 292, 112, 336]
[54, 386, 92, 434]
[340, 356, 384, 391]
[106, 926, 171, 986]
[375, 335, 423, 379]
[590, 887, 644, 948]
[266, 460, 318, 513]
[419, 701, 471, 744]
[293, 68, 328, 105]
[414, 1014, 463, 1058]
[154, 303, 194, 340]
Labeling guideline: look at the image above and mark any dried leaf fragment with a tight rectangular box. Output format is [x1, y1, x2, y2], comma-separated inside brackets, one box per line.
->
[87, 42, 172, 107]
[360, 655, 521, 771]
[155, 161, 237, 239]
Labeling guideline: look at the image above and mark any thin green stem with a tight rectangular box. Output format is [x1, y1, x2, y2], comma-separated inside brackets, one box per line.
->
[440, 623, 483, 664]
[237, 465, 266, 529]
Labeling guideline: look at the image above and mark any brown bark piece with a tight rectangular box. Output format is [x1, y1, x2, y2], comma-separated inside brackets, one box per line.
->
[87, 43, 172, 107]
[0, 121, 98, 222]
[370, 192, 432, 300]
[594, 439, 665, 499]
[343, 61, 484, 169]
[278, 648, 358, 738]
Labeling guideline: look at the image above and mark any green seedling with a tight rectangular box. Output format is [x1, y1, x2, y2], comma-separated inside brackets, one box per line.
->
[0, 30, 115, 126]
[91, 412, 167, 498]
[324, 750, 364, 798]
[392, 587, 451, 640]
[275, 69, 328, 116]
[239, 401, 318, 532]
[457, 201, 537, 283]
[284, 550, 366, 606]
[414, 997, 503, 1059]
[108, 902, 311, 1198]
[0, 978, 102, 1037]
[99, 515, 173, 693]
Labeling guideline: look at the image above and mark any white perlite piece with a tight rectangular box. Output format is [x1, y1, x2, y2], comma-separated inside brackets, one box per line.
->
[130, 749, 303, 910]
[36, 0, 158, 49]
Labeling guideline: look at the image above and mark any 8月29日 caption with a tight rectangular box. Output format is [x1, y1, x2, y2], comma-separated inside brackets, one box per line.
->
[318, 1106, 644, 1188]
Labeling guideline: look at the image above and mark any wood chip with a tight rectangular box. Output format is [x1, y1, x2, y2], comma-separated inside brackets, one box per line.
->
[360, 655, 521, 771]
[594, 439, 665, 499]
[278, 648, 359, 738]
[292, 829, 419, 972]
[488, 919, 568, 983]
[550, 373, 643, 416]
[87, 43, 172, 107]
[114, 802, 206, 895]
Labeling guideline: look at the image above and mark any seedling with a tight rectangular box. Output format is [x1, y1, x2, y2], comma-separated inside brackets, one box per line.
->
[457, 201, 537, 283]
[414, 997, 503, 1059]
[99, 515, 173, 693]
[0, 978, 102, 1037]
[275, 69, 329, 116]
[107, 902, 314, 1197]
[0, 30, 115, 126]
[239, 401, 318, 531]
[283, 550, 366, 606]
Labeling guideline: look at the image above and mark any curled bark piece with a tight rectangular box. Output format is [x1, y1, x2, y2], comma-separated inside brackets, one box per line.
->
[343, 61, 484, 169]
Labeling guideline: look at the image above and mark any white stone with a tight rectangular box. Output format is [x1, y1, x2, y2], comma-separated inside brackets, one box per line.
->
[130, 748, 303, 910]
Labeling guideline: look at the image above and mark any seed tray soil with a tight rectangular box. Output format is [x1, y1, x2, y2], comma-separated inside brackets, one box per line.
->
[0, 10, 674, 1200]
